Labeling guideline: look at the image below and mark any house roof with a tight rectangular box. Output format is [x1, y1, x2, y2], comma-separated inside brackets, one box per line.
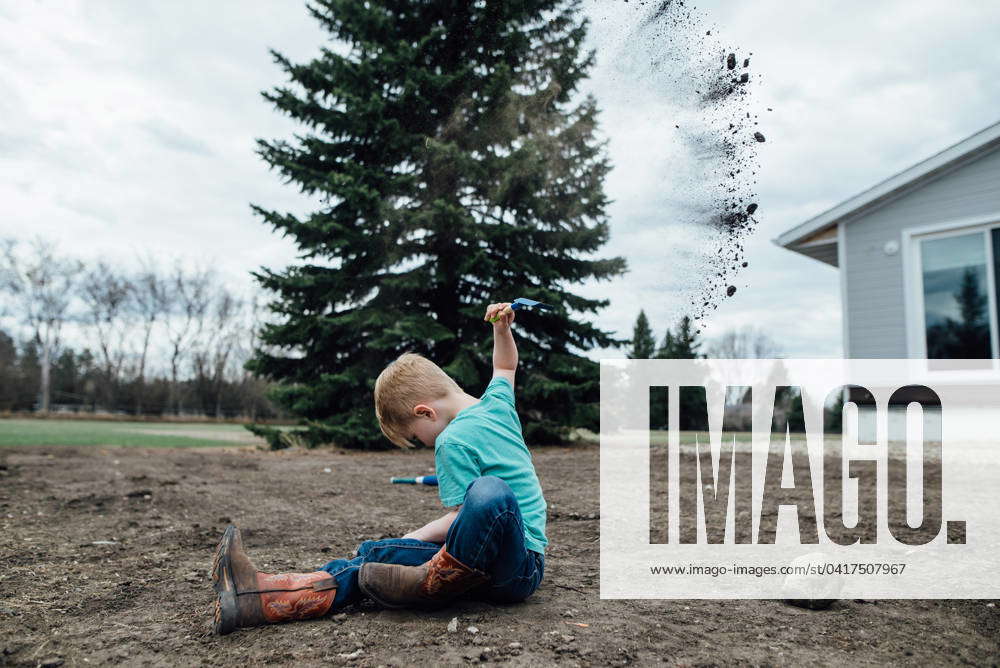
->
[774, 119, 1000, 267]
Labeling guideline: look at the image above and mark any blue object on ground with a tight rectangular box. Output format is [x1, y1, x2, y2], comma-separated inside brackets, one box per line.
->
[389, 475, 438, 486]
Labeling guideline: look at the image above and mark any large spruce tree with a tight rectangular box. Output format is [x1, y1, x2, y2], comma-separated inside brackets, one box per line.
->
[249, 0, 625, 448]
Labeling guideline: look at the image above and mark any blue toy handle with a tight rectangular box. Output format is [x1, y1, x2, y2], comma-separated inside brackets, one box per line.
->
[390, 475, 439, 486]
[488, 297, 553, 323]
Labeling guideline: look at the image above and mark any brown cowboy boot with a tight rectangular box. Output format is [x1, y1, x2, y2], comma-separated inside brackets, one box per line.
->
[358, 545, 488, 609]
[210, 525, 337, 635]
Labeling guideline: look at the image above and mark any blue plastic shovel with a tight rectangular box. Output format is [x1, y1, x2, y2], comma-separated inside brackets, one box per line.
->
[487, 297, 554, 323]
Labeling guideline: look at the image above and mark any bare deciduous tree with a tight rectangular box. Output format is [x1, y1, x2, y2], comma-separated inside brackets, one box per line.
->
[165, 263, 212, 415]
[707, 326, 782, 416]
[0, 238, 83, 412]
[212, 290, 243, 417]
[80, 261, 134, 404]
[236, 292, 272, 421]
[132, 256, 169, 414]
[191, 286, 244, 418]
[707, 325, 780, 359]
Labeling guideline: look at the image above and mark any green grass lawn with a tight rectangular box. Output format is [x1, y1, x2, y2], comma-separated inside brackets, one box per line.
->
[0, 421, 821, 449]
[0, 419, 266, 448]
[648, 429, 754, 445]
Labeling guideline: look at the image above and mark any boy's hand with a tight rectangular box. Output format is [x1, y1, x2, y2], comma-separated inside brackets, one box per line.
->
[485, 302, 515, 327]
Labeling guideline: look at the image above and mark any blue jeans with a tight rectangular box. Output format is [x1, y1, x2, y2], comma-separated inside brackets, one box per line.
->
[319, 476, 544, 610]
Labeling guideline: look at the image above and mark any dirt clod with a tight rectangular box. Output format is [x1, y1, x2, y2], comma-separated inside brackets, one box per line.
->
[623, 3, 766, 319]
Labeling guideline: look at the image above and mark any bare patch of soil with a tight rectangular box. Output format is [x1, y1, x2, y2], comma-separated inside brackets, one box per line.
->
[0, 445, 997, 666]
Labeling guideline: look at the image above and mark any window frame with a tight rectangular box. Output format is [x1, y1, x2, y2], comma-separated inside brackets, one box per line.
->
[902, 214, 1000, 376]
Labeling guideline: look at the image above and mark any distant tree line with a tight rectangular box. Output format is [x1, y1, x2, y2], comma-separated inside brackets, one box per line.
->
[628, 310, 709, 430]
[627, 309, 782, 361]
[626, 309, 815, 432]
[0, 238, 282, 419]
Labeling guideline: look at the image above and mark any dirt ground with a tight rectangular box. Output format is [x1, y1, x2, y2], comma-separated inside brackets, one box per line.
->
[1, 444, 998, 667]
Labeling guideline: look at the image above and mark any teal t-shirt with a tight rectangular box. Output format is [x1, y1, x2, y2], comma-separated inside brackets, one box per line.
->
[434, 376, 548, 554]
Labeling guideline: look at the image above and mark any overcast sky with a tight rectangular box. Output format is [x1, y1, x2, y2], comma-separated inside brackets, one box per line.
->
[1, 0, 998, 359]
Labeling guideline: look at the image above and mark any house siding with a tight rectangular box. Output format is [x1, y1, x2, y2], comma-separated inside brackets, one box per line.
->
[844, 145, 1000, 357]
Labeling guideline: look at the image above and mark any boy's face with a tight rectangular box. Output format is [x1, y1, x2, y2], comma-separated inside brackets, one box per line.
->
[407, 403, 449, 448]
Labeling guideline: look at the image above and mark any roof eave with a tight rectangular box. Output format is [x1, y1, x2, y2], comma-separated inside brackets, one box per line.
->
[774, 238, 839, 267]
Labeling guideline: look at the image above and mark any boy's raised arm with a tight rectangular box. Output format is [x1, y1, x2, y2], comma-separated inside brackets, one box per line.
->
[484, 302, 517, 385]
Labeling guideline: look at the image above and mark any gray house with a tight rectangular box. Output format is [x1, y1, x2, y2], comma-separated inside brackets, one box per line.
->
[776, 120, 1000, 374]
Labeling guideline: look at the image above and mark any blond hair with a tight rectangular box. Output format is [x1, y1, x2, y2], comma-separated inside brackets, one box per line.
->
[374, 352, 461, 448]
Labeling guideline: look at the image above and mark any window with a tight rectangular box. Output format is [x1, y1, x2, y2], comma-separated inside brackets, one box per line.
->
[915, 224, 1000, 369]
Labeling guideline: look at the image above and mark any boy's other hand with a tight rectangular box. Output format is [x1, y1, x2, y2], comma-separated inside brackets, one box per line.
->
[485, 302, 515, 327]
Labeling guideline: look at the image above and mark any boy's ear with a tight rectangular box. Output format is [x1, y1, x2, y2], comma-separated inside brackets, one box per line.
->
[413, 403, 436, 420]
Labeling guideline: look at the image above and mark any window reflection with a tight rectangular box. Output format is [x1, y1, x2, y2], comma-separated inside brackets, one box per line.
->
[920, 232, 992, 363]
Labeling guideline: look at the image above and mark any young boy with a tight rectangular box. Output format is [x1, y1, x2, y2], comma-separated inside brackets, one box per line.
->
[211, 302, 547, 634]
